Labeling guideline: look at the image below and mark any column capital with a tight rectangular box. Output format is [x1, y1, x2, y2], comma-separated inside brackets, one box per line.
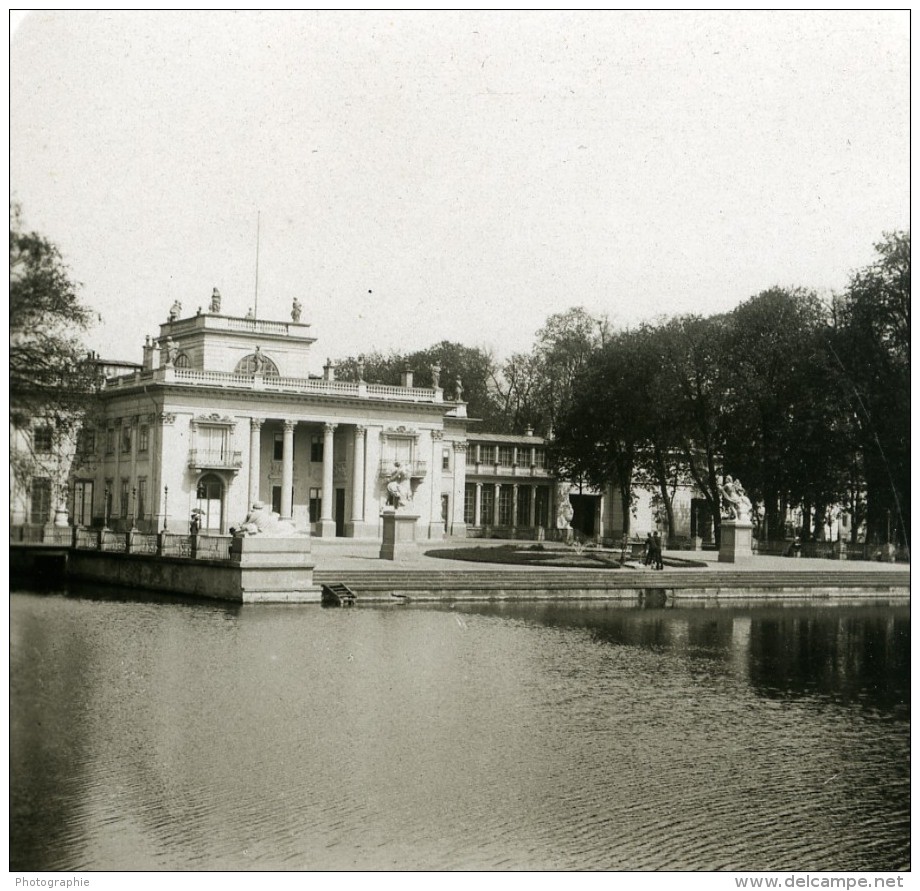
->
[354, 424, 367, 436]
[323, 422, 338, 436]
[454, 441, 469, 454]
[250, 417, 264, 432]
[283, 419, 296, 433]
[431, 430, 444, 441]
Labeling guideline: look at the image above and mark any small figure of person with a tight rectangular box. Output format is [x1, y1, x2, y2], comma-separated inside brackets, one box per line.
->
[643, 532, 654, 567]
[652, 532, 664, 570]
[190, 513, 200, 535]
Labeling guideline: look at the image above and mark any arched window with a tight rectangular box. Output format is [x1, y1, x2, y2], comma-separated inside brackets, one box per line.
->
[174, 352, 191, 368]
[235, 353, 280, 376]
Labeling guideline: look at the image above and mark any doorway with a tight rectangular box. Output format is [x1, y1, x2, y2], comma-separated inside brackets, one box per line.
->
[335, 488, 345, 537]
[196, 474, 224, 533]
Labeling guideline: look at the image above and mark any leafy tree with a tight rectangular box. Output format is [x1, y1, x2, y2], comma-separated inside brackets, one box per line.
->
[830, 231, 910, 547]
[10, 203, 96, 489]
[335, 340, 507, 429]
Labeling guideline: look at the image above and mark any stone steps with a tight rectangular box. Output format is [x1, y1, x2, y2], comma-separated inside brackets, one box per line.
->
[312, 567, 909, 595]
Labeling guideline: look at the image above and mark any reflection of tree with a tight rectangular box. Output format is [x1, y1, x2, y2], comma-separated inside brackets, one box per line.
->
[746, 609, 909, 716]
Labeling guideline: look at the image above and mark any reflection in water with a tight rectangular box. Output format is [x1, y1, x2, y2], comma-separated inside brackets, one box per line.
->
[10, 591, 909, 871]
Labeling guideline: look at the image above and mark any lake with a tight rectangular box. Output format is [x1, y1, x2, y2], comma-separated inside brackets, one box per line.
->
[10, 589, 909, 871]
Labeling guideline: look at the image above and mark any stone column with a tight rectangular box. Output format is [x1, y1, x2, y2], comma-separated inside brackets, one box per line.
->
[280, 419, 295, 519]
[511, 484, 519, 532]
[530, 484, 538, 527]
[451, 441, 468, 538]
[347, 425, 366, 538]
[428, 431, 444, 539]
[474, 483, 482, 526]
[318, 422, 337, 537]
[248, 418, 263, 507]
[494, 483, 502, 526]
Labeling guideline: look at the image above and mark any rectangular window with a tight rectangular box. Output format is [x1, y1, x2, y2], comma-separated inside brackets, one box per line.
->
[442, 448, 450, 471]
[121, 479, 130, 518]
[480, 486, 495, 526]
[273, 433, 283, 461]
[533, 448, 545, 469]
[73, 480, 94, 527]
[30, 477, 52, 524]
[498, 486, 513, 525]
[137, 478, 147, 519]
[77, 428, 96, 457]
[34, 426, 53, 454]
[309, 487, 322, 522]
[105, 428, 115, 455]
[535, 486, 550, 528]
[517, 486, 532, 526]
[121, 426, 132, 453]
[310, 436, 323, 463]
[103, 479, 114, 523]
[138, 425, 149, 452]
[464, 483, 476, 525]
[498, 446, 514, 467]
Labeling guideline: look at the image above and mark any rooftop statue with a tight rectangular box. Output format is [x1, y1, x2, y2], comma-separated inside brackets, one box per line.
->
[234, 502, 299, 537]
[430, 363, 441, 388]
[292, 298, 302, 322]
[210, 288, 221, 313]
[385, 461, 413, 510]
[720, 475, 752, 524]
[454, 377, 463, 401]
[168, 300, 182, 322]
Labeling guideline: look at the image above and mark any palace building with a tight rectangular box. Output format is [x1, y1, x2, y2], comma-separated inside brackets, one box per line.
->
[36, 294, 700, 546]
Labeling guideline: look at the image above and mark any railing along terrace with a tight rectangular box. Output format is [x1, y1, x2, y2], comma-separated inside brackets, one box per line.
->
[75, 529, 99, 550]
[101, 530, 127, 553]
[195, 534, 232, 561]
[161, 533, 194, 558]
[165, 368, 441, 402]
[130, 532, 159, 555]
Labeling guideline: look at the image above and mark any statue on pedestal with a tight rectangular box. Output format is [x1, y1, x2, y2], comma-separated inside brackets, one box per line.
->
[431, 363, 441, 388]
[555, 482, 574, 530]
[210, 288, 221, 313]
[168, 300, 182, 322]
[385, 461, 413, 509]
[720, 475, 752, 524]
[234, 502, 298, 537]
[292, 298, 303, 322]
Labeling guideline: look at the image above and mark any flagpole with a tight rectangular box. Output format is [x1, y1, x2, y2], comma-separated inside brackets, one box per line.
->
[253, 210, 261, 320]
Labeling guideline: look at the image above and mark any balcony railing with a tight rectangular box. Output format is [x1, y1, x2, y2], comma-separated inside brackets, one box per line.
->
[378, 460, 428, 480]
[187, 448, 243, 470]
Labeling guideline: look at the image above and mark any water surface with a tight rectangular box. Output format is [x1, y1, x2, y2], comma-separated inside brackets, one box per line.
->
[10, 590, 909, 871]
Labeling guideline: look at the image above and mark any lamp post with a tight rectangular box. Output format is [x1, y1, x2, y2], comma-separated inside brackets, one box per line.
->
[103, 486, 110, 529]
[163, 485, 169, 532]
[130, 486, 137, 531]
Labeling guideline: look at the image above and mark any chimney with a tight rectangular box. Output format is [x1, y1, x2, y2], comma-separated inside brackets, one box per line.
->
[142, 336, 154, 371]
[323, 358, 336, 382]
[401, 364, 414, 388]
[525, 425, 534, 437]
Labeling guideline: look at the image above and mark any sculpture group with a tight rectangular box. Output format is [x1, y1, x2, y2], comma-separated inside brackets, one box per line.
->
[720, 475, 752, 524]
[385, 461, 413, 509]
[234, 502, 300, 537]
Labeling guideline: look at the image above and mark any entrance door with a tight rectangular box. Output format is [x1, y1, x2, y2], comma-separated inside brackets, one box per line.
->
[196, 474, 224, 533]
[335, 488, 346, 537]
[569, 494, 598, 537]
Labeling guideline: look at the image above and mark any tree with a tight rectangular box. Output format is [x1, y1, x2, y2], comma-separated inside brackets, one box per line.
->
[335, 340, 507, 429]
[830, 231, 910, 547]
[10, 203, 96, 499]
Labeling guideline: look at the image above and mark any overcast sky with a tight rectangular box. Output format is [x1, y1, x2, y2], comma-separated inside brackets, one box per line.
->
[10, 11, 909, 367]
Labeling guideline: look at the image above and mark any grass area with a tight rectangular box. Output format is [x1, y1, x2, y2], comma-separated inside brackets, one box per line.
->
[425, 544, 625, 569]
[425, 543, 709, 570]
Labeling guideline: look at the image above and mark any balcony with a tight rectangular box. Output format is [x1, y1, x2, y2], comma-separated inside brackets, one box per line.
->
[187, 448, 243, 472]
[378, 460, 428, 481]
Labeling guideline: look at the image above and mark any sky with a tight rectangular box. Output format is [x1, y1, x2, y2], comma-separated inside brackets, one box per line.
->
[10, 11, 910, 366]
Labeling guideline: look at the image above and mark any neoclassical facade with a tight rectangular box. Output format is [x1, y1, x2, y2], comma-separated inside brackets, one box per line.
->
[70, 303, 472, 539]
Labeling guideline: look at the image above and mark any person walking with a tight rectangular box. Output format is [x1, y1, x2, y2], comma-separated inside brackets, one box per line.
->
[643, 533, 654, 567]
[652, 532, 664, 570]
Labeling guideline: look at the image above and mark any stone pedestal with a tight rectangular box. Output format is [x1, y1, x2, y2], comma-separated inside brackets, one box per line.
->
[379, 509, 420, 561]
[719, 520, 754, 563]
[316, 518, 338, 538]
[229, 534, 322, 602]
